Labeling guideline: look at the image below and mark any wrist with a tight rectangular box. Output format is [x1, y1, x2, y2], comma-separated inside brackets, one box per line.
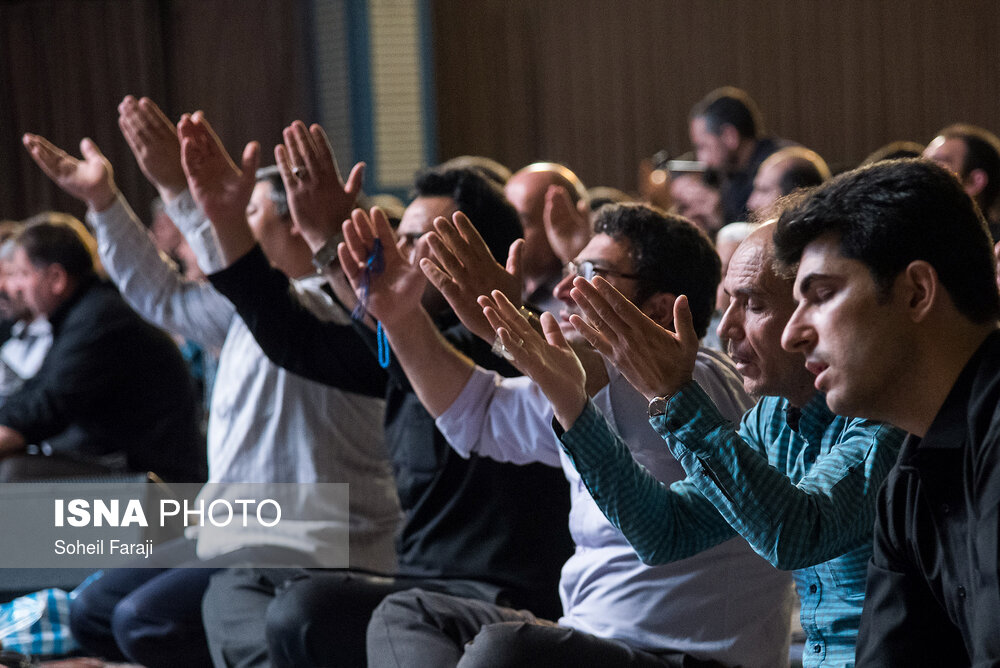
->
[311, 231, 344, 272]
[156, 183, 187, 204]
[553, 391, 588, 431]
[89, 187, 119, 213]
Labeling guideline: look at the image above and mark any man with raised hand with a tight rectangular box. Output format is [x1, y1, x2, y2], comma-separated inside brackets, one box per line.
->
[178, 112, 573, 667]
[775, 158, 1000, 666]
[22, 96, 401, 667]
[485, 222, 905, 668]
[345, 202, 794, 667]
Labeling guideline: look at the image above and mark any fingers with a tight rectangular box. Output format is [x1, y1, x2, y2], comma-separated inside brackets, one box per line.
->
[486, 289, 534, 341]
[569, 277, 631, 340]
[308, 123, 335, 172]
[22, 133, 70, 178]
[672, 295, 698, 349]
[342, 208, 375, 268]
[79, 137, 105, 161]
[240, 141, 261, 188]
[285, 121, 316, 174]
[451, 211, 490, 256]
[426, 221, 465, 278]
[506, 238, 524, 284]
[569, 313, 614, 357]
[343, 161, 365, 195]
[336, 240, 363, 286]
[539, 311, 569, 349]
[544, 185, 573, 229]
[419, 256, 452, 292]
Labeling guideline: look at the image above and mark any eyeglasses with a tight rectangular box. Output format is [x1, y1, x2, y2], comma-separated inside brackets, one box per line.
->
[563, 260, 644, 282]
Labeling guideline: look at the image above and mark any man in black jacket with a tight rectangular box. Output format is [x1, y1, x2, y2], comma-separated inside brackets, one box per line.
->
[0, 217, 204, 482]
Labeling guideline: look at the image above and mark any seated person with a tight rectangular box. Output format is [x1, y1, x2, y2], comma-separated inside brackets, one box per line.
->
[173, 113, 573, 667]
[23, 92, 402, 668]
[0, 214, 204, 482]
[773, 158, 1000, 666]
[0, 227, 52, 401]
[352, 203, 794, 667]
[492, 223, 905, 667]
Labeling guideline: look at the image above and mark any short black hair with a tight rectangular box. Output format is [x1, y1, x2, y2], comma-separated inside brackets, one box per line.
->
[940, 124, 1000, 212]
[412, 166, 523, 264]
[16, 219, 96, 279]
[774, 158, 999, 324]
[594, 203, 720, 338]
[690, 87, 762, 140]
[254, 165, 290, 219]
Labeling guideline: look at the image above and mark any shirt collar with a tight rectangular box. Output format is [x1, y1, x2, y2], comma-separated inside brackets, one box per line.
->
[791, 390, 836, 444]
[918, 329, 1000, 451]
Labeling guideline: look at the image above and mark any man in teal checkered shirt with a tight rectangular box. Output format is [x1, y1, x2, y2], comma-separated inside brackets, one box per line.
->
[484, 224, 904, 668]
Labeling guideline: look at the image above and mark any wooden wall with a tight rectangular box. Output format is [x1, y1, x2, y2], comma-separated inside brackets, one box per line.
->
[430, 0, 1000, 192]
[1, 0, 312, 222]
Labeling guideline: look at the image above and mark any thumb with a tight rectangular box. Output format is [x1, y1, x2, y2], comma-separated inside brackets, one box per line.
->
[673, 295, 698, 349]
[80, 137, 105, 161]
[506, 238, 524, 284]
[540, 311, 569, 350]
[241, 141, 261, 183]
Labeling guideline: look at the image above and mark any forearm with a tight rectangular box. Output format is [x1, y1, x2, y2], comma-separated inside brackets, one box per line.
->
[559, 401, 735, 563]
[659, 385, 903, 568]
[89, 195, 233, 347]
[381, 309, 475, 418]
[209, 246, 387, 396]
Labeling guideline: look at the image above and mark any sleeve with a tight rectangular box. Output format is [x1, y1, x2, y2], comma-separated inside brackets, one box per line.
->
[207, 245, 387, 397]
[558, 400, 737, 564]
[0, 311, 130, 443]
[657, 382, 905, 569]
[435, 365, 562, 467]
[855, 473, 967, 666]
[88, 194, 234, 348]
[163, 190, 227, 273]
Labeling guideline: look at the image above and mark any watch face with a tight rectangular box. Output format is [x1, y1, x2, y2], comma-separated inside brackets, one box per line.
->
[648, 396, 669, 418]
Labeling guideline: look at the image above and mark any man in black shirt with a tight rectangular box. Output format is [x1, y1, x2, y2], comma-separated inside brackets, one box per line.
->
[0, 217, 203, 482]
[776, 158, 1000, 666]
[689, 87, 788, 224]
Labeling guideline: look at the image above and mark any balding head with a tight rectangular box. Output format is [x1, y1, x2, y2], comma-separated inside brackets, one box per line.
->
[505, 163, 587, 281]
[718, 223, 815, 405]
[747, 147, 830, 220]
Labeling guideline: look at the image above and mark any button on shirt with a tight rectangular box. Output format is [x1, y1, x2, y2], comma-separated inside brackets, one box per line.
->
[560, 383, 903, 668]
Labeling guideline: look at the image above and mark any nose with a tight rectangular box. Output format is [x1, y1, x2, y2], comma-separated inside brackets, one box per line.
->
[553, 270, 576, 306]
[716, 301, 743, 343]
[781, 303, 816, 354]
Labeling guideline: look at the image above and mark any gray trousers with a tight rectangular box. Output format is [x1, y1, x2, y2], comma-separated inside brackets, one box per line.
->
[366, 589, 724, 668]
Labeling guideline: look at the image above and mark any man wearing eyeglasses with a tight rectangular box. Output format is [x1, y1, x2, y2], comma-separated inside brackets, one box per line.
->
[358, 203, 794, 667]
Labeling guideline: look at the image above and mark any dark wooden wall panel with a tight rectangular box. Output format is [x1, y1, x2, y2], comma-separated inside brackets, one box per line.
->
[1, 0, 311, 222]
[431, 0, 1000, 191]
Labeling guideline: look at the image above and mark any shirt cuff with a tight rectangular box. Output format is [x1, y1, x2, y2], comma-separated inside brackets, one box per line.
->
[651, 381, 731, 457]
[557, 399, 614, 471]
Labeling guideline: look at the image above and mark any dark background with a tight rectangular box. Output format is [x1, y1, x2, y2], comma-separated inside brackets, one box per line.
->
[4, 0, 999, 221]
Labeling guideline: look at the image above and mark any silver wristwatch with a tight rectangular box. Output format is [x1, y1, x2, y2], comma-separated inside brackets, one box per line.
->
[311, 232, 344, 273]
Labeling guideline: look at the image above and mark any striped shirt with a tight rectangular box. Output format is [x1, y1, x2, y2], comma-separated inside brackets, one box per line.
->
[560, 384, 904, 668]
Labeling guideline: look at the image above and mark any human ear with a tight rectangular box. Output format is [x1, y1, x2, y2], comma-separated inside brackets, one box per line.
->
[964, 168, 988, 198]
[720, 125, 741, 152]
[901, 260, 938, 322]
[642, 292, 677, 330]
